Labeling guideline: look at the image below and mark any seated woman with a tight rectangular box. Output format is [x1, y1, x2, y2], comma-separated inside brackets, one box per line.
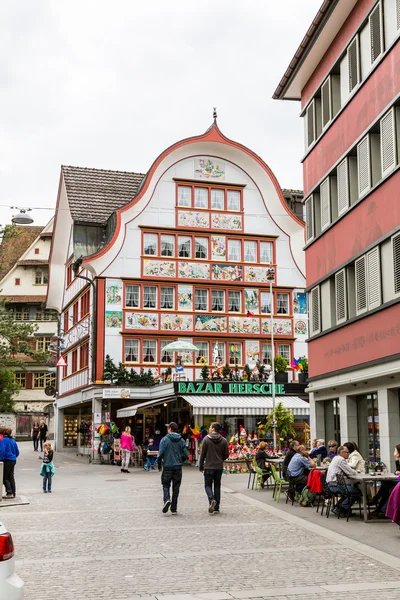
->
[255, 441, 272, 488]
[371, 444, 400, 516]
[344, 442, 364, 471]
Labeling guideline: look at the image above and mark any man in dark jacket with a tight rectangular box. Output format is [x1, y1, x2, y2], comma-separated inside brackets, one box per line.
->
[283, 440, 299, 479]
[199, 422, 229, 514]
[157, 422, 189, 515]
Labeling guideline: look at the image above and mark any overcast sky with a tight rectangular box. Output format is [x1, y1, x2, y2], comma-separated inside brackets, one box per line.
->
[0, 0, 321, 227]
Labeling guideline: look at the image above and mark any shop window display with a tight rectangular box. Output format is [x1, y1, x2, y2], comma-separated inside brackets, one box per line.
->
[64, 416, 78, 447]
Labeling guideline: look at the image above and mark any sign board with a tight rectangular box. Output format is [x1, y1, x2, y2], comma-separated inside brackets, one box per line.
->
[102, 388, 131, 399]
[56, 356, 67, 367]
[94, 412, 101, 424]
[174, 381, 287, 395]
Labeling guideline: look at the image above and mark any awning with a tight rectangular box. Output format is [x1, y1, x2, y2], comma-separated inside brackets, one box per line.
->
[184, 395, 309, 417]
[117, 396, 176, 419]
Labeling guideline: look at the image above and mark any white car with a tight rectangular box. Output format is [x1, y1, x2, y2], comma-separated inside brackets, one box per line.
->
[0, 520, 24, 599]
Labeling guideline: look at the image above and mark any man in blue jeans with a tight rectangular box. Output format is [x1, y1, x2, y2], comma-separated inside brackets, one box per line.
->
[157, 422, 189, 515]
[199, 422, 229, 514]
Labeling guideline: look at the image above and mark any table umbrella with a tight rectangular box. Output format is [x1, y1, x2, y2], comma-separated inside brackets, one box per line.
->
[161, 341, 199, 351]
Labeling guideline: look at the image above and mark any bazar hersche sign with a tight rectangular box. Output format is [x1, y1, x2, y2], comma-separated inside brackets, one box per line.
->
[174, 381, 286, 395]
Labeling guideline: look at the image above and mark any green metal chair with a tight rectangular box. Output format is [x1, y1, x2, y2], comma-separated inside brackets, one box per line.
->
[270, 464, 289, 502]
[251, 457, 264, 491]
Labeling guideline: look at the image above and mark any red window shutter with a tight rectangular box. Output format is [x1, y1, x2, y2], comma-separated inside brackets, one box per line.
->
[34, 248, 40, 255]
[73, 302, 78, 324]
[64, 311, 69, 332]
[72, 349, 78, 373]
[26, 373, 33, 389]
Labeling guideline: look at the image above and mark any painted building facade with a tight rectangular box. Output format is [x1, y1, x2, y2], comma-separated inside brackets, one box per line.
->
[47, 122, 308, 449]
[274, 0, 400, 470]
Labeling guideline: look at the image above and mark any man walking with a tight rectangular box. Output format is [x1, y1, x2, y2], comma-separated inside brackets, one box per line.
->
[199, 422, 229, 514]
[157, 422, 188, 515]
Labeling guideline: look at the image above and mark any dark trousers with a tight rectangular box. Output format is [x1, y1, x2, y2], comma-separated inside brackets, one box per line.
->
[161, 468, 182, 512]
[39, 436, 46, 451]
[33, 436, 39, 451]
[3, 459, 16, 496]
[43, 470, 52, 492]
[204, 469, 223, 510]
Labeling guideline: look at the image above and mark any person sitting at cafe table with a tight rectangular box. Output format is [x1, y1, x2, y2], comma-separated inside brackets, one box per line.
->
[369, 443, 400, 517]
[309, 439, 327, 461]
[326, 445, 361, 515]
[287, 445, 316, 492]
[344, 442, 364, 472]
[327, 440, 339, 458]
[283, 440, 299, 479]
[255, 441, 272, 488]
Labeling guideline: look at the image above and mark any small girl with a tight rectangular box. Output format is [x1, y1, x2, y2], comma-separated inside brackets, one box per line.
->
[40, 442, 55, 493]
[144, 438, 157, 471]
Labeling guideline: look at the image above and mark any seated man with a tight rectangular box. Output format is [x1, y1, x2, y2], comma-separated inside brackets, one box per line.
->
[309, 439, 327, 460]
[283, 440, 299, 479]
[326, 445, 361, 515]
[287, 445, 316, 493]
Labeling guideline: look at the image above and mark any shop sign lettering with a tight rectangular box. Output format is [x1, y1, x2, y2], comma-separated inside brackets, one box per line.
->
[174, 382, 285, 395]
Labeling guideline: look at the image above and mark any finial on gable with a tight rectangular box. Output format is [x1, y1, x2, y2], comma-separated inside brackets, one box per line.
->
[213, 107, 217, 121]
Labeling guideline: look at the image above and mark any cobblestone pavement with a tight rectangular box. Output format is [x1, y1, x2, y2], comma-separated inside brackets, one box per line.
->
[2, 444, 400, 600]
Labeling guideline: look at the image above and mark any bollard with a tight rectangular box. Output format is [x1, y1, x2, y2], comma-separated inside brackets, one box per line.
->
[0, 461, 3, 502]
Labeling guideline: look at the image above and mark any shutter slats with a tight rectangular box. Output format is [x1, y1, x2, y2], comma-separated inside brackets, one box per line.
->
[348, 37, 359, 92]
[335, 269, 347, 324]
[310, 286, 320, 335]
[320, 178, 331, 231]
[355, 256, 367, 314]
[381, 109, 396, 177]
[305, 196, 314, 243]
[370, 3, 382, 64]
[393, 233, 400, 296]
[321, 78, 331, 128]
[366, 247, 381, 309]
[357, 135, 371, 196]
[307, 102, 315, 147]
[337, 159, 349, 216]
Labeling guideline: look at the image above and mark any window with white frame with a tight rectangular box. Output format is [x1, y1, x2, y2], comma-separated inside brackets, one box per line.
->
[143, 340, 157, 362]
[277, 293, 289, 314]
[305, 196, 314, 243]
[355, 247, 381, 315]
[335, 268, 347, 324]
[262, 343, 272, 364]
[260, 292, 271, 313]
[211, 289, 225, 311]
[195, 237, 208, 259]
[357, 134, 371, 196]
[160, 340, 174, 363]
[143, 233, 158, 255]
[278, 344, 290, 362]
[143, 286, 157, 309]
[126, 285, 139, 308]
[125, 339, 139, 362]
[348, 36, 360, 93]
[211, 189, 224, 210]
[177, 186, 191, 206]
[227, 190, 240, 211]
[195, 341, 209, 364]
[194, 187, 208, 209]
[380, 108, 397, 177]
[212, 341, 225, 364]
[160, 287, 174, 310]
[229, 343, 242, 366]
[310, 286, 321, 335]
[195, 288, 208, 311]
[228, 239, 241, 261]
[244, 240, 257, 262]
[178, 236, 191, 258]
[392, 232, 400, 298]
[34, 270, 48, 285]
[228, 290, 241, 312]
[260, 241, 272, 264]
[161, 234, 175, 257]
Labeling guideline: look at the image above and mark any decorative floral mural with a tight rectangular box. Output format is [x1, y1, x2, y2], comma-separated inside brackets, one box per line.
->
[105, 311, 122, 328]
[211, 236, 226, 260]
[194, 158, 225, 180]
[177, 211, 209, 228]
[125, 313, 158, 330]
[229, 317, 260, 334]
[212, 263, 242, 281]
[178, 262, 210, 279]
[160, 314, 193, 331]
[293, 292, 308, 314]
[244, 266, 271, 283]
[194, 315, 227, 332]
[106, 281, 122, 305]
[143, 260, 176, 278]
[294, 320, 308, 336]
[212, 213, 242, 230]
[244, 289, 259, 311]
[178, 285, 193, 311]
[261, 318, 292, 335]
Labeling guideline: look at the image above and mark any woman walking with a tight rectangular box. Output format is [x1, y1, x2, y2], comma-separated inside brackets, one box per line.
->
[120, 426, 135, 473]
[39, 420, 48, 452]
[0, 428, 19, 499]
[32, 421, 40, 451]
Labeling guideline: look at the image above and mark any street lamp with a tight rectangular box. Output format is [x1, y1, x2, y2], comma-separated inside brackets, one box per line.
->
[266, 265, 277, 450]
[11, 208, 34, 225]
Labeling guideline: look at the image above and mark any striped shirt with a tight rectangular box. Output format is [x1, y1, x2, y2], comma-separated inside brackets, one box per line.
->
[326, 455, 358, 484]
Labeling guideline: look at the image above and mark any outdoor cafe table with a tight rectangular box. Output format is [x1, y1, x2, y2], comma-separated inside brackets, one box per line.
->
[349, 472, 398, 523]
[266, 457, 284, 477]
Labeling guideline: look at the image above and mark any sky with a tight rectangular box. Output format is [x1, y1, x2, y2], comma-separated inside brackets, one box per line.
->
[0, 0, 322, 227]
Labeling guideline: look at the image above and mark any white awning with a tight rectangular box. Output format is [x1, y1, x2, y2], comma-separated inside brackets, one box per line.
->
[117, 396, 176, 419]
[184, 395, 309, 416]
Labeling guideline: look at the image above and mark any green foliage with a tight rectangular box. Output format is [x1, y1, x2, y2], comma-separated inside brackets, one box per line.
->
[0, 301, 39, 368]
[298, 356, 308, 372]
[116, 362, 129, 384]
[274, 354, 288, 372]
[0, 369, 20, 413]
[222, 363, 231, 379]
[200, 365, 210, 380]
[102, 354, 118, 383]
[243, 363, 251, 377]
[102, 355, 155, 386]
[266, 401, 296, 446]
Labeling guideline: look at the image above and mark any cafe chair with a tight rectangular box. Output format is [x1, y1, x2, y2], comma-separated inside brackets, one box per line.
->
[336, 472, 363, 522]
[245, 459, 257, 490]
[251, 458, 270, 491]
[270, 464, 289, 502]
[316, 475, 335, 518]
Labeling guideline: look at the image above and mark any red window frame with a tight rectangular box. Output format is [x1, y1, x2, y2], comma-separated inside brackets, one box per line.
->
[71, 349, 78, 373]
[72, 302, 78, 325]
[81, 290, 90, 317]
[34, 248, 40, 255]
[176, 183, 243, 212]
[80, 343, 89, 369]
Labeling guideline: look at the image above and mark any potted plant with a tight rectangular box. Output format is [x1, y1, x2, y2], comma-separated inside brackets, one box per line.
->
[298, 356, 308, 384]
[274, 355, 288, 383]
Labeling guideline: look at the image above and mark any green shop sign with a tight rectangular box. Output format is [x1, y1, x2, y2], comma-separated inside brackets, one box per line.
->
[174, 382, 286, 395]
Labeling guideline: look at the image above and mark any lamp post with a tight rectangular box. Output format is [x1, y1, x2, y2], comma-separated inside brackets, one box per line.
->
[266, 265, 277, 450]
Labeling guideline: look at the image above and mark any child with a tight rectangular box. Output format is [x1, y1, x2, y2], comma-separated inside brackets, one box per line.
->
[144, 438, 157, 471]
[40, 442, 55, 493]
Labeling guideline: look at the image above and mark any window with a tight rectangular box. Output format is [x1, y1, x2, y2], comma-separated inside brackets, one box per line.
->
[15, 312, 22, 321]
[143, 340, 157, 362]
[66, 263, 73, 286]
[227, 190, 240, 211]
[320, 177, 331, 231]
[212, 341, 225, 364]
[310, 286, 321, 335]
[15, 278, 20, 286]
[357, 135, 371, 196]
[63, 311, 69, 332]
[73, 302, 78, 324]
[195, 237, 208, 259]
[212, 289, 225, 311]
[355, 247, 381, 315]
[369, 2, 383, 65]
[277, 293, 289, 314]
[260, 292, 271, 313]
[72, 349, 78, 373]
[228, 239, 241, 261]
[211, 189, 224, 210]
[81, 290, 90, 317]
[35, 270, 48, 285]
[229, 343, 242, 366]
[321, 77, 332, 129]
[36, 336, 51, 352]
[160, 340, 174, 363]
[143, 233, 158, 256]
[34, 248, 40, 255]
[392, 232, 400, 298]
[228, 290, 241, 312]
[195, 288, 208, 311]
[80, 343, 89, 369]
[278, 344, 290, 362]
[143, 286, 157, 309]
[260, 241, 272, 264]
[36, 311, 43, 321]
[125, 339, 139, 362]
[305, 196, 314, 243]
[194, 187, 208, 209]
[262, 343, 272, 364]
[178, 236, 191, 258]
[335, 269, 347, 324]
[337, 159, 349, 216]
[347, 36, 360, 93]
[126, 285, 139, 308]
[244, 240, 257, 262]
[33, 372, 56, 389]
[177, 186, 191, 207]
[14, 372, 26, 388]
[306, 100, 316, 147]
[381, 108, 397, 177]
[161, 235, 175, 257]
[23, 311, 29, 321]
[160, 287, 174, 310]
[195, 341, 209, 364]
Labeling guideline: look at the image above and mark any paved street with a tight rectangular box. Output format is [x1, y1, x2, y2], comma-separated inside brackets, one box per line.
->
[2, 443, 400, 600]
